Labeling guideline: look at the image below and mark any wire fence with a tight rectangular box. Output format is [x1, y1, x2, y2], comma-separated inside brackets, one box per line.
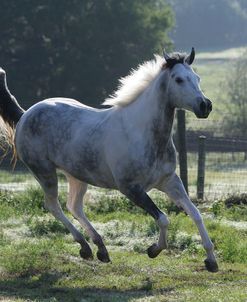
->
[184, 112, 247, 199]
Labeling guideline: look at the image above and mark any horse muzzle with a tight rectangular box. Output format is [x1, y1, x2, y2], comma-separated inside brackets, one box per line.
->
[194, 97, 212, 118]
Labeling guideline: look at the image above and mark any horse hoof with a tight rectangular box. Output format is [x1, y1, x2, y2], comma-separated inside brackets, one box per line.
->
[204, 259, 219, 272]
[147, 243, 161, 258]
[79, 247, 93, 260]
[97, 250, 111, 263]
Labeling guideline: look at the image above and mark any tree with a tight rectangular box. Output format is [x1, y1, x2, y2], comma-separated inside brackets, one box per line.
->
[223, 51, 247, 138]
[0, 0, 174, 108]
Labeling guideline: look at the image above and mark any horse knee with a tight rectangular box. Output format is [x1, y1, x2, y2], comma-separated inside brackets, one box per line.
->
[157, 214, 169, 229]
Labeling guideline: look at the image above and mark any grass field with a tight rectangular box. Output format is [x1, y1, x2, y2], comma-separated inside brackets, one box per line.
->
[195, 47, 246, 102]
[0, 186, 247, 302]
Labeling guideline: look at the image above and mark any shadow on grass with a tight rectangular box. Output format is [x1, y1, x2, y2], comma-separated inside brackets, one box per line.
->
[0, 272, 174, 302]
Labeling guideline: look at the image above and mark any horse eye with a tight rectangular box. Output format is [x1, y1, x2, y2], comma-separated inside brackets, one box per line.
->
[175, 77, 183, 84]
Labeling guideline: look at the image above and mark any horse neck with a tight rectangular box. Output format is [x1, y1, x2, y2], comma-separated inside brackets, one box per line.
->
[121, 79, 175, 149]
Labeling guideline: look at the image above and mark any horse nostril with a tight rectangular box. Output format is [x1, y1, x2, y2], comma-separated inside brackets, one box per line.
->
[200, 101, 207, 113]
[195, 97, 212, 118]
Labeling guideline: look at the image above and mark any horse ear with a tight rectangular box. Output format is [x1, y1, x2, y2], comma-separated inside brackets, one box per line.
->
[185, 47, 195, 65]
[163, 49, 171, 62]
[0, 68, 7, 88]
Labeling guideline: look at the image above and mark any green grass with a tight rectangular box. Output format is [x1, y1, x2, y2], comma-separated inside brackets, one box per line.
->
[0, 186, 247, 302]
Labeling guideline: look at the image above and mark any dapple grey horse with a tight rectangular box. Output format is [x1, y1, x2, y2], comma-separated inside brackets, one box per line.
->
[0, 48, 218, 272]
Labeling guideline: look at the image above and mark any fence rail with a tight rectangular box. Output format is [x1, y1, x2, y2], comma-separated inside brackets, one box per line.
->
[187, 135, 247, 153]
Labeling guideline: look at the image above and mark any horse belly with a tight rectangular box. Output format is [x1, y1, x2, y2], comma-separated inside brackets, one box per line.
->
[70, 170, 116, 189]
[51, 139, 117, 189]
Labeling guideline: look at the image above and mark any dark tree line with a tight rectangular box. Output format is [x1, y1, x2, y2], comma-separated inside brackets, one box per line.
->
[0, 0, 174, 108]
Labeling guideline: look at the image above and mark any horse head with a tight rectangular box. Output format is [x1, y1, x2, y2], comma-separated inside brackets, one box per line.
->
[162, 48, 212, 118]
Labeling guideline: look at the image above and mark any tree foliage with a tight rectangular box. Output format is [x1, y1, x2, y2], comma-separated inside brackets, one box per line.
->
[223, 51, 247, 138]
[0, 0, 174, 107]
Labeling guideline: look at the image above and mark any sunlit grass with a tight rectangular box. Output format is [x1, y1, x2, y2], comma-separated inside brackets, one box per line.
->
[196, 47, 246, 60]
[186, 46, 247, 133]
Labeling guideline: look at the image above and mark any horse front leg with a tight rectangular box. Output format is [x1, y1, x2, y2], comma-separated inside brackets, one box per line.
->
[121, 185, 169, 258]
[157, 173, 218, 272]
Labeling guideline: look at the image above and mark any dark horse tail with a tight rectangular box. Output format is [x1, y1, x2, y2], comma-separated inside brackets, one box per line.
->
[0, 68, 25, 160]
[0, 68, 24, 127]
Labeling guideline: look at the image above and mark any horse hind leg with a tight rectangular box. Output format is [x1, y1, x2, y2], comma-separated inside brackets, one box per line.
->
[28, 164, 93, 260]
[65, 174, 110, 263]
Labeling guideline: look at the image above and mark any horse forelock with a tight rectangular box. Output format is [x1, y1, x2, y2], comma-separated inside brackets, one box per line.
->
[164, 52, 187, 69]
[103, 55, 165, 107]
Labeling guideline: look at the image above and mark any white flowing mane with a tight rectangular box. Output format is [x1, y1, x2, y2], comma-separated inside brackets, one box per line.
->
[103, 55, 164, 107]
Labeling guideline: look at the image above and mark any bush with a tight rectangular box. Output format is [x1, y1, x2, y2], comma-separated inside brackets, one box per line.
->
[222, 51, 247, 138]
[211, 195, 247, 221]
[27, 217, 69, 237]
[224, 193, 247, 208]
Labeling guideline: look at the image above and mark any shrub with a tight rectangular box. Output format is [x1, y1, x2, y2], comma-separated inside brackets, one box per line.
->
[224, 193, 247, 208]
[27, 217, 69, 237]
[211, 195, 247, 221]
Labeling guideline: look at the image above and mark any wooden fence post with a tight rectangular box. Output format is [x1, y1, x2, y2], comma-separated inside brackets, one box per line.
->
[197, 135, 206, 200]
[177, 109, 188, 194]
